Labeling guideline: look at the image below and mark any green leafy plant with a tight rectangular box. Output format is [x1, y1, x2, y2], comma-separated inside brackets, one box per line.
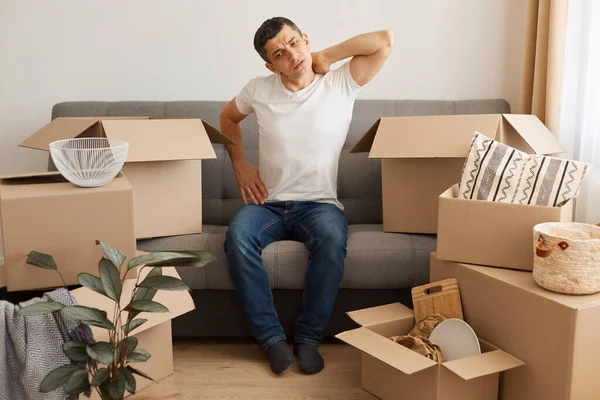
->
[16, 240, 215, 399]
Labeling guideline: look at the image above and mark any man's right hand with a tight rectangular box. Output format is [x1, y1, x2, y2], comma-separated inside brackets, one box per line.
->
[233, 161, 269, 205]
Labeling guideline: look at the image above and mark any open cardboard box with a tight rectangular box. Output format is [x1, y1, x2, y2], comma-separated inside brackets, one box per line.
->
[19, 117, 235, 239]
[430, 252, 600, 400]
[0, 171, 137, 291]
[336, 303, 524, 400]
[437, 184, 573, 271]
[350, 114, 565, 234]
[71, 256, 195, 398]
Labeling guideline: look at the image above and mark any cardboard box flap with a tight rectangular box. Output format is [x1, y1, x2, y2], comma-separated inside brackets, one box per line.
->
[503, 114, 565, 155]
[72, 265, 195, 340]
[366, 115, 501, 158]
[443, 348, 524, 380]
[0, 171, 63, 181]
[19, 118, 101, 151]
[336, 327, 437, 374]
[349, 119, 380, 154]
[101, 119, 217, 162]
[346, 302, 414, 327]
[201, 120, 235, 145]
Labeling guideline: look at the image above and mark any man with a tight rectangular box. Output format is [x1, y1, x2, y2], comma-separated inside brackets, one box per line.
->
[220, 17, 393, 375]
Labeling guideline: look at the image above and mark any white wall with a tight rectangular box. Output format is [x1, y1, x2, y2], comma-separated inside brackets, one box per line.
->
[0, 0, 527, 261]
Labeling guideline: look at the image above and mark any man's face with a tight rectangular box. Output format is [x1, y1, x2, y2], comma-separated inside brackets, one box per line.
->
[263, 24, 311, 79]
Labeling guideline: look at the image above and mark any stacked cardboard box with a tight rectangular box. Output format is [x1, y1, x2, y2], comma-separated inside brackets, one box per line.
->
[350, 113, 565, 234]
[430, 255, 600, 400]
[0, 116, 231, 396]
[425, 114, 596, 398]
[338, 113, 575, 400]
[19, 117, 234, 239]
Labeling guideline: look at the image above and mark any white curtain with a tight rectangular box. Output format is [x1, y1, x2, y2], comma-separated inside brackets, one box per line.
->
[559, 0, 600, 224]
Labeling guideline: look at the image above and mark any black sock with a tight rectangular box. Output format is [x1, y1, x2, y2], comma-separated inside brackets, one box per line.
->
[267, 340, 293, 374]
[294, 343, 324, 374]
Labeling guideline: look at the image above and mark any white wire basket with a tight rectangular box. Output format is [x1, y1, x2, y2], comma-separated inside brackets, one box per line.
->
[49, 138, 129, 188]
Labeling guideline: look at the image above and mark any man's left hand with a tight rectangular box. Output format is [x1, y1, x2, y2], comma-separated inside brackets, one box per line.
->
[311, 51, 330, 74]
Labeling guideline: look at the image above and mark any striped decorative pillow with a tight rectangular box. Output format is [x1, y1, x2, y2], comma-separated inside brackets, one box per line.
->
[459, 132, 589, 206]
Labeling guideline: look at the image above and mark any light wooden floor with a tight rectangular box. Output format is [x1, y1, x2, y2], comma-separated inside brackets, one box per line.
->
[130, 339, 376, 400]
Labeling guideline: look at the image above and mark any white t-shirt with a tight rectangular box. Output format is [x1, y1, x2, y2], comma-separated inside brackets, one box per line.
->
[235, 61, 363, 209]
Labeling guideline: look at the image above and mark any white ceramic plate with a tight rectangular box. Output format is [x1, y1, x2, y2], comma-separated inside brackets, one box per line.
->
[429, 318, 481, 362]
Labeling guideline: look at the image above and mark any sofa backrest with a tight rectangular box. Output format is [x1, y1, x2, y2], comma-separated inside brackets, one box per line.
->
[50, 99, 510, 225]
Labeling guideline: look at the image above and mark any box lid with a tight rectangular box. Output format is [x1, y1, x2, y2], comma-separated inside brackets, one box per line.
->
[443, 345, 524, 380]
[336, 327, 437, 374]
[0, 171, 132, 200]
[19, 117, 234, 163]
[502, 114, 565, 155]
[349, 115, 501, 158]
[346, 302, 414, 327]
[71, 264, 195, 341]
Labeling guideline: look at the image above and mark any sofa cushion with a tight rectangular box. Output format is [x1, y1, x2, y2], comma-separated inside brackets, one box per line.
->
[137, 224, 436, 290]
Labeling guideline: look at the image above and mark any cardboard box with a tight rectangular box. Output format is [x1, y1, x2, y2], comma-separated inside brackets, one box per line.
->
[336, 303, 523, 400]
[19, 117, 234, 239]
[437, 184, 573, 271]
[0, 171, 136, 291]
[430, 252, 600, 400]
[350, 114, 565, 233]
[72, 264, 195, 398]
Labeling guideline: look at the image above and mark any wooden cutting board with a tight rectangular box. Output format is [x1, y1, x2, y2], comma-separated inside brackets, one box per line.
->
[411, 278, 464, 323]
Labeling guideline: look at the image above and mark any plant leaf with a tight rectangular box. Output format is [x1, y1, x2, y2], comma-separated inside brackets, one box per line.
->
[39, 364, 82, 393]
[99, 258, 121, 302]
[128, 267, 162, 321]
[127, 251, 197, 271]
[16, 301, 64, 316]
[122, 318, 147, 335]
[138, 275, 190, 291]
[127, 365, 155, 382]
[86, 342, 114, 365]
[91, 368, 110, 386]
[119, 366, 137, 394]
[125, 337, 139, 356]
[96, 240, 126, 268]
[63, 340, 89, 362]
[26, 250, 58, 270]
[132, 267, 162, 302]
[149, 250, 216, 268]
[98, 380, 112, 399]
[64, 368, 89, 395]
[61, 306, 116, 331]
[125, 300, 169, 313]
[77, 273, 108, 298]
[107, 370, 126, 399]
[126, 349, 151, 363]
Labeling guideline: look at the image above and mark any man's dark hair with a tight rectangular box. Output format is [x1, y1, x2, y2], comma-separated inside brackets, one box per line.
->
[253, 17, 302, 62]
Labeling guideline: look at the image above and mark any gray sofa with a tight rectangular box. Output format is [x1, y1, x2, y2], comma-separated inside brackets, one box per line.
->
[49, 98, 510, 339]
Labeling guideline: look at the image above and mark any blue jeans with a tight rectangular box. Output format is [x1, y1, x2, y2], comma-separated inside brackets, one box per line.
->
[224, 201, 348, 350]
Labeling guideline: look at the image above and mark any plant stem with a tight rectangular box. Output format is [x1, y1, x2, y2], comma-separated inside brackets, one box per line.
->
[57, 271, 67, 288]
